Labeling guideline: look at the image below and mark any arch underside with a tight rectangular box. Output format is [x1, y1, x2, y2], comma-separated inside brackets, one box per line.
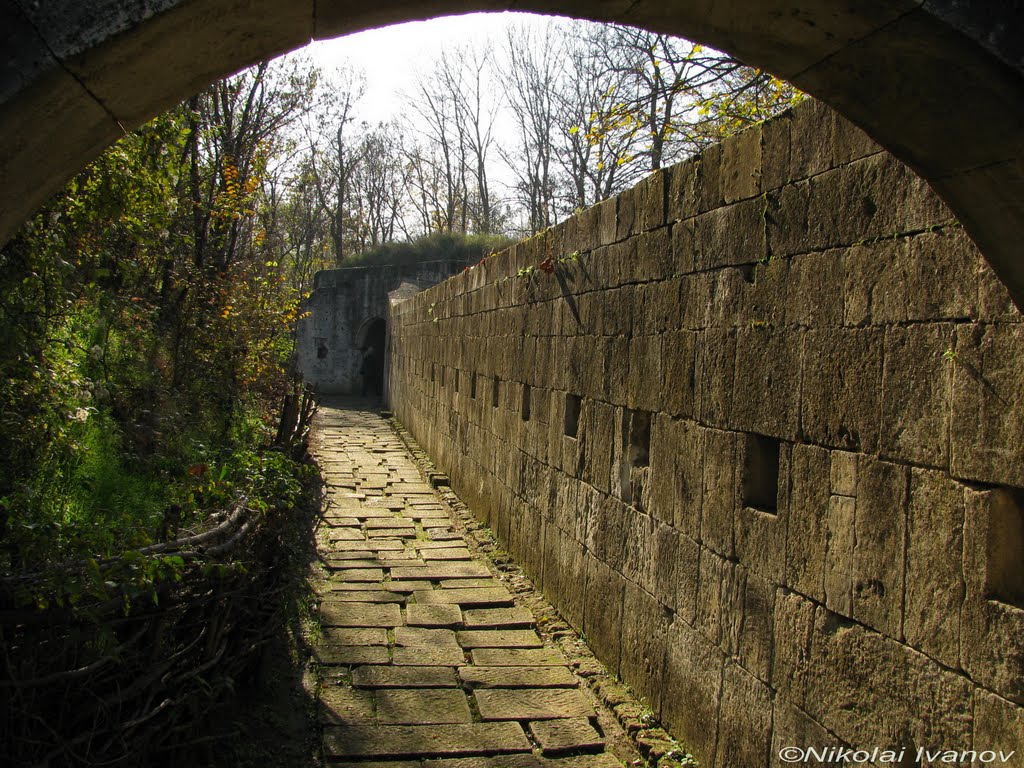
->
[1, 2, 1022, 291]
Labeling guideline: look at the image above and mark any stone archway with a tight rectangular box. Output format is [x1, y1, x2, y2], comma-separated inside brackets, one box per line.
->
[1, 2, 1023, 304]
[355, 316, 387, 398]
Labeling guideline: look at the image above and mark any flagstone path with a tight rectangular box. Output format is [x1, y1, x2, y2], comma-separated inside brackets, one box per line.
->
[309, 400, 628, 768]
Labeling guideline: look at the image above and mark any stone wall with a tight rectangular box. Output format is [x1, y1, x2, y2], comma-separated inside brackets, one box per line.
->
[297, 262, 463, 394]
[387, 99, 1024, 767]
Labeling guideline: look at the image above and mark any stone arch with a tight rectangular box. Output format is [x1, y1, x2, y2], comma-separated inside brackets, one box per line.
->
[2, 3, 1023, 304]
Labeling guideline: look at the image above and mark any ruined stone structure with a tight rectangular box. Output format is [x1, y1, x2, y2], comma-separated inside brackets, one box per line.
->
[388, 99, 1024, 766]
[297, 263, 464, 395]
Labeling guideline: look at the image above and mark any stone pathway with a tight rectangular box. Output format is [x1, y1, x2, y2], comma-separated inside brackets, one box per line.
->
[310, 401, 627, 768]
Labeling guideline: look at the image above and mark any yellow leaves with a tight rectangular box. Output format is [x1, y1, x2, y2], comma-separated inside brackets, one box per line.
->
[568, 125, 580, 136]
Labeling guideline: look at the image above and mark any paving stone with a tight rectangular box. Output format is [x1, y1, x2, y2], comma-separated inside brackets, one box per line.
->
[324, 517, 361, 528]
[386, 580, 435, 592]
[321, 602, 402, 627]
[416, 540, 467, 549]
[325, 552, 415, 562]
[414, 589, 515, 607]
[426, 529, 462, 541]
[456, 630, 544, 648]
[323, 591, 406, 603]
[352, 665, 459, 689]
[333, 540, 405, 552]
[376, 689, 473, 724]
[530, 718, 605, 755]
[439, 579, 504, 589]
[365, 518, 418, 529]
[392, 646, 468, 667]
[422, 548, 474, 561]
[459, 666, 579, 689]
[323, 628, 389, 646]
[424, 756, 547, 768]
[330, 762, 420, 768]
[474, 689, 595, 721]
[319, 685, 375, 724]
[324, 567, 386, 581]
[394, 627, 460, 649]
[329, 528, 365, 540]
[392, 563, 492, 580]
[323, 723, 532, 758]
[470, 648, 566, 666]
[462, 607, 535, 628]
[407, 604, 464, 627]
[368, 529, 418, 539]
[316, 645, 391, 665]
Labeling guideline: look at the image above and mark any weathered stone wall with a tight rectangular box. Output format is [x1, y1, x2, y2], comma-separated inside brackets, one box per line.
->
[297, 262, 463, 394]
[387, 99, 1024, 767]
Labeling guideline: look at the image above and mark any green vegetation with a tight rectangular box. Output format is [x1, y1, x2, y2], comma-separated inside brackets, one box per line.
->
[0, 61, 314, 593]
[340, 231, 513, 268]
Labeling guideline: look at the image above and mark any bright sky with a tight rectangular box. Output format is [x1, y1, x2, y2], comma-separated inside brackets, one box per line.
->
[304, 12, 554, 125]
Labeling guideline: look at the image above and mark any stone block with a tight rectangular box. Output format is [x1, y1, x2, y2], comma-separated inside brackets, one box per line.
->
[662, 620, 725, 765]
[759, 108, 792, 192]
[904, 468, 965, 669]
[851, 457, 908, 639]
[770, 590, 816, 707]
[700, 428, 737, 557]
[458, 666, 578, 689]
[787, 98, 836, 180]
[322, 722, 531, 759]
[788, 250, 844, 327]
[785, 444, 831, 602]
[666, 157, 699, 221]
[974, 689, 1024, 762]
[800, 327, 883, 453]
[765, 181, 810, 259]
[661, 330, 698, 419]
[640, 276, 683, 334]
[529, 717, 604, 756]
[352, 666, 458, 689]
[722, 124, 763, 203]
[735, 256, 791, 329]
[582, 399, 615, 495]
[769, 701, 844, 768]
[471, 648, 566, 667]
[673, 534, 700, 626]
[736, 570, 776, 684]
[882, 324, 953, 467]
[961, 487, 1024, 703]
[586, 495, 628, 572]
[474, 688, 594, 721]
[670, 218, 697, 275]
[692, 197, 768, 271]
[650, 523, 680, 608]
[376, 689, 473, 724]
[806, 154, 949, 251]
[732, 326, 802, 440]
[696, 548, 742, 652]
[696, 328, 736, 428]
[802, 608, 973, 754]
[583, 555, 624, 674]
[620, 507, 656, 591]
[951, 323, 1024, 487]
[619, 581, 670, 716]
[319, 685, 375, 725]
[823, 494, 855, 617]
[626, 334, 663, 413]
[696, 142, 724, 214]
[715, 663, 773, 768]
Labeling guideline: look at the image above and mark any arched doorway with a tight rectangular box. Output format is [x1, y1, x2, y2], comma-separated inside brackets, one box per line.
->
[1, 4, 1023, 304]
[355, 317, 387, 398]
